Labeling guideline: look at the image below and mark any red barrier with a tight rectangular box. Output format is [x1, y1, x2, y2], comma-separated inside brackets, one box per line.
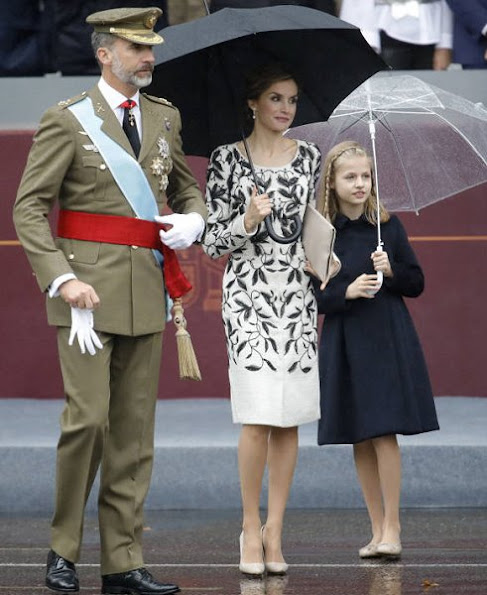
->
[1, 131, 486, 398]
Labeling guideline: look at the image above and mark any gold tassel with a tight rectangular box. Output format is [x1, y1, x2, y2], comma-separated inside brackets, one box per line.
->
[172, 297, 202, 381]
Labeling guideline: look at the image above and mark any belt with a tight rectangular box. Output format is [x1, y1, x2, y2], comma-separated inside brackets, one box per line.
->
[57, 209, 192, 299]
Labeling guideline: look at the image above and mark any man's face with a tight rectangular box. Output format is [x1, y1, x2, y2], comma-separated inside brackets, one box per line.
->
[107, 38, 155, 89]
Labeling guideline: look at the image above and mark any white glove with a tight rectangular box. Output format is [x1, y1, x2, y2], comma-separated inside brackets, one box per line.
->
[69, 307, 103, 356]
[155, 212, 204, 250]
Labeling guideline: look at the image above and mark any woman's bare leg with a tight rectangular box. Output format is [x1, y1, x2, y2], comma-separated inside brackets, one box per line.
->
[263, 426, 298, 563]
[238, 424, 269, 563]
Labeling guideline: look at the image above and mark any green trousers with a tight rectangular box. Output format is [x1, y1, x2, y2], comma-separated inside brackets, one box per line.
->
[51, 327, 163, 575]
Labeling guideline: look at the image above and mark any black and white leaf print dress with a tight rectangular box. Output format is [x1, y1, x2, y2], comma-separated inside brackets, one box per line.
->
[203, 140, 321, 427]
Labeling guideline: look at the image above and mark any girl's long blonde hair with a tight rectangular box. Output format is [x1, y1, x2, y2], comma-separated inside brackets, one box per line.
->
[316, 141, 390, 225]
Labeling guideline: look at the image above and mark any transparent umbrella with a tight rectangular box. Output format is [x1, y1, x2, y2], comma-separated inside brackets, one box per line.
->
[290, 73, 487, 286]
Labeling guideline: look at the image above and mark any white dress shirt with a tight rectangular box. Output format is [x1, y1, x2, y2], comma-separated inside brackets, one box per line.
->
[97, 76, 143, 139]
[340, 0, 453, 51]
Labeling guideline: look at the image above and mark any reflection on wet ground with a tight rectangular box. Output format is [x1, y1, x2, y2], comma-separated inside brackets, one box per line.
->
[0, 508, 486, 594]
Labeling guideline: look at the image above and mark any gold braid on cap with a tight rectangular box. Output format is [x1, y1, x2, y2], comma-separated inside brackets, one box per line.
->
[144, 14, 158, 28]
[109, 27, 153, 34]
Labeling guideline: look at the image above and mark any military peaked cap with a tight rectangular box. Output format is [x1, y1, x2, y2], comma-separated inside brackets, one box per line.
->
[86, 6, 164, 45]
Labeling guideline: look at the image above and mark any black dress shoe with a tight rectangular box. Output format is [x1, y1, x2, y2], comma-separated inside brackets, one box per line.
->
[101, 567, 180, 594]
[46, 549, 79, 593]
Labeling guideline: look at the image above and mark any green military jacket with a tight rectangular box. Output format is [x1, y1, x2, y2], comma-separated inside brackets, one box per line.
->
[13, 85, 207, 336]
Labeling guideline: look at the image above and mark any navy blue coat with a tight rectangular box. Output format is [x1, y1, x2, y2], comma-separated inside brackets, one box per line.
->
[314, 214, 439, 445]
[446, 0, 487, 67]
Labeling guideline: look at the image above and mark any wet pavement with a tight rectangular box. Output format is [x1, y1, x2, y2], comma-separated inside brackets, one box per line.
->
[1, 508, 486, 595]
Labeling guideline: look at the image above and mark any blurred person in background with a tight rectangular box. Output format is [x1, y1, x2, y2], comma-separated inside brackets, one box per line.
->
[340, 0, 453, 70]
[210, 0, 337, 16]
[167, 0, 207, 24]
[446, 0, 487, 69]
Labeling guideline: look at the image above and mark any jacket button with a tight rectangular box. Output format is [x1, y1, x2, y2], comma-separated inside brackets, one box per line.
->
[131, 245, 138, 250]
[68, 254, 75, 260]
[99, 163, 106, 170]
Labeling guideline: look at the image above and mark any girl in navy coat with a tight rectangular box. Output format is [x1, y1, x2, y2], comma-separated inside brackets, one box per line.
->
[312, 141, 439, 559]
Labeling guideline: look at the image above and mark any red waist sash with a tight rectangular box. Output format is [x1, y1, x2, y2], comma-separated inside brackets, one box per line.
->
[57, 210, 192, 299]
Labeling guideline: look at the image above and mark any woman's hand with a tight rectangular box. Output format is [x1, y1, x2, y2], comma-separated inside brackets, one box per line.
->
[244, 187, 272, 233]
[345, 273, 380, 299]
[371, 249, 393, 278]
[304, 260, 334, 291]
[304, 260, 326, 290]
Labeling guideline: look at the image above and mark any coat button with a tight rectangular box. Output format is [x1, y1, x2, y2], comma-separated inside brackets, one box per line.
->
[99, 163, 106, 170]
[131, 245, 138, 250]
[68, 253, 75, 260]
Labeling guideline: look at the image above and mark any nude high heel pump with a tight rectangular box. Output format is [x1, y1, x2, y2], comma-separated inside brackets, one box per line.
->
[262, 526, 288, 575]
[239, 532, 265, 576]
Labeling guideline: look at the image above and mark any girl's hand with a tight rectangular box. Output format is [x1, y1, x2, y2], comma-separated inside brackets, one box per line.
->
[244, 187, 272, 233]
[371, 249, 393, 278]
[345, 273, 380, 299]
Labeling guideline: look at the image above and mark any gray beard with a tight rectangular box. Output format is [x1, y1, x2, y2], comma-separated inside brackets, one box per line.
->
[111, 54, 153, 89]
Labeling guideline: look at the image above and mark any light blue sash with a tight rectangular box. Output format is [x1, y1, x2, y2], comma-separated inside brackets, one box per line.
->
[68, 96, 163, 264]
[68, 96, 173, 318]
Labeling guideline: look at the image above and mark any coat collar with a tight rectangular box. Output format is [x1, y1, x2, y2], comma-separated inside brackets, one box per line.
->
[88, 86, 134, 157]
[138, 93, 162, 163]
[334, 213, 369, 229]
[87, 86, 163, 162]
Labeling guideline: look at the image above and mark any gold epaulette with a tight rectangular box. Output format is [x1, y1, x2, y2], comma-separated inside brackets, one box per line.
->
[142, 93, 175, 108]
[57, 91, 88, 109]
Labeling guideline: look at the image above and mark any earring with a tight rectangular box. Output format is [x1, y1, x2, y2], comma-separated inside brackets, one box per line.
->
[252, 109, 256, 120]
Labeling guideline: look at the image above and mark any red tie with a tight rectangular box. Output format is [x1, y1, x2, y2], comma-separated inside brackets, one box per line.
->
[120, 99, 136, 110]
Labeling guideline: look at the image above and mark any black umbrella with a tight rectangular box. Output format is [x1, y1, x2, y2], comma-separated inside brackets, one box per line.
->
[147, 4, 387, 242]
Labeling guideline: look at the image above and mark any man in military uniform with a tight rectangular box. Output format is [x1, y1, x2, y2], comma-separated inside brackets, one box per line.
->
[13, 7, 207, 594]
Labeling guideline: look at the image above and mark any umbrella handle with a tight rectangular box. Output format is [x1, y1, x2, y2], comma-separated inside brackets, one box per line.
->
[242, 136, 302, 244]
[264, 214, 302, 244]
[375, 244, 384, 288]
[367, 244, 384, 295]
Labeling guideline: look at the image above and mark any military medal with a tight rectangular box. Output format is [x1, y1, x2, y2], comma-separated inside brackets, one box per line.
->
[150, 136, 173, 191]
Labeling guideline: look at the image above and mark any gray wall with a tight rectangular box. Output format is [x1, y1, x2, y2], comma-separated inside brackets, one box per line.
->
[1, 69, 486, 130]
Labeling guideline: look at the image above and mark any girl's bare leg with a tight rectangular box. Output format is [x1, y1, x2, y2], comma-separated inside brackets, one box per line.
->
[353, 440, 384, 544]
[372, 434, 401, 544]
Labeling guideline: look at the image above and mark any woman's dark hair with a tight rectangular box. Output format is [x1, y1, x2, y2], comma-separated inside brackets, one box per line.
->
[244, 62, 297, 101]
[242, 62, 298, 132]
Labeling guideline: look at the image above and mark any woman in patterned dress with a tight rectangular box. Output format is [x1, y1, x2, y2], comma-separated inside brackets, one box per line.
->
[203, 64, 321, 576]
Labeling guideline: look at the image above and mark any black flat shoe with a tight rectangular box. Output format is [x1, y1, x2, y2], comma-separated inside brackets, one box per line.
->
[101, 567, 180, 594]
[45, 549, 79, 593]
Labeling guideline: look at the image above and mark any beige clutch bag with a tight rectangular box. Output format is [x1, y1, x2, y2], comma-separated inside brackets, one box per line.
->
[302, 204, 341, 283]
